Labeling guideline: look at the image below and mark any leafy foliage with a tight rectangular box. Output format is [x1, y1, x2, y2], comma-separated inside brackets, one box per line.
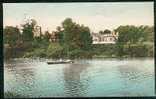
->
[4, 26, 21, 46]
[46, 43, 64, 58]
[115, 25, 154, 57]
[3, 18, 154, 59]
[60, 18, 93, 58]
[21, 19, 37, 41]
[99, 29, 111, 34]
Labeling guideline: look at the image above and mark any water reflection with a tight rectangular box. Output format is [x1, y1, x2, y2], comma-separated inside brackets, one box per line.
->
[5, 60, 36, 96]
[4, 58, 154, 97]
[63, 62, 90, 97]
[118, 60, 153, 83]
[117, 59, 154, 96]
[118, 65, 142, 82]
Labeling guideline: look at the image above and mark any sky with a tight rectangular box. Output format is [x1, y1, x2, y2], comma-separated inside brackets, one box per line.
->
[3, 2, 154, 33]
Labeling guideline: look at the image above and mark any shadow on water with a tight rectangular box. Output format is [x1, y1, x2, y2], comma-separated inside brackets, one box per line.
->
[63, 61, 90, 97]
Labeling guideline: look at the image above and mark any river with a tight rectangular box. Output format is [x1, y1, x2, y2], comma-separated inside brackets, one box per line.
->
[4, 58, 155, 97]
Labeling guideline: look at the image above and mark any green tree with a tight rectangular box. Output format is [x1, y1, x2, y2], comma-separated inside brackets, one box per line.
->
[4, 26, 21, 47]
[79, 25, 92, 50]
[99, 29, 111, 35]
[115, 25, 141, 44]
[46, 43, 64, 58]
[138, 25, 154, 42]
[103, 29, 111, 34]
[43, 31, 51, 42]
[115, 25, 154, 57]
[56, 26, 64, 45]
[62, 18, 92, 51]
[62, 18, 74, 50]
[4, 26, 23, 58]
[21, 19, 37, 41]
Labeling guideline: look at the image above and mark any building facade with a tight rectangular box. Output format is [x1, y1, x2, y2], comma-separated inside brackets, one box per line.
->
[91, 31, 118, 44]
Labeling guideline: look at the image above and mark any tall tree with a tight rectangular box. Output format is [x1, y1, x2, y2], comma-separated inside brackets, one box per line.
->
[43, 31, 51, 42]
[61, 18, 92, 51]
[4, 26, 23, 58]
[4, 26, 21, 47]
[56, 26, 64, 44]
[79, 24, 92, 50]
[21, 19, 37, 41]
[115, 25, 154, 57]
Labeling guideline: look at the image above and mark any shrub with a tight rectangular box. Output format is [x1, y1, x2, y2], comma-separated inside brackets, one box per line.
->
[23, 48, 46, 58]
[46, 43, 64, 58]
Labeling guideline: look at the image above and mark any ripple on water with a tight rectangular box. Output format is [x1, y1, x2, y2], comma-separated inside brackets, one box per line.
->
[4, 58, 155, 97]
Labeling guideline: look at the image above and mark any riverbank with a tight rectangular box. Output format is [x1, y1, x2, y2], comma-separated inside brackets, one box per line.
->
[4, 56, 154, 62]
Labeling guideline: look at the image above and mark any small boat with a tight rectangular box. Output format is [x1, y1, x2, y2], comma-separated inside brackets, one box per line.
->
[47, 60, 74, 64]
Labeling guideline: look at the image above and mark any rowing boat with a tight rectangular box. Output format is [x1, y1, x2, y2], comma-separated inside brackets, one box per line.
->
[47, 60, 74, 64]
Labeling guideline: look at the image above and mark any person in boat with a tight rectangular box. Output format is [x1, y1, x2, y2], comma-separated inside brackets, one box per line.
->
[59, 58, 63, 62]
[66, 59, 73, 63]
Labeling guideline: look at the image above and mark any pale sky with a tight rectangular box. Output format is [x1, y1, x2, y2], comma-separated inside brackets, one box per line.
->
[3, 2, 154, 33]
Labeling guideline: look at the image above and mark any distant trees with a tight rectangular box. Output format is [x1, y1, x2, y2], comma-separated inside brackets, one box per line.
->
[4, 26, 22, 58]
[43, 31, 51, 41]
[46, 43, 64, 58]
[56, 26, 64, 45]
[62, 18, 92, 50]
[115, 25, 154, 57]
[21, 19, 37, 41]
[4, 18, 94, 59]
[60, 18, 93, 58]
[92, 25, 154, 58]
[3, 18, 154, 59]
[39, 31, 51, 46]
[115, 25, 143, 44]
[99, 29, 111, 35]
[115, 25, 154, 44]
[138, 25, 154, 42]
[103, 29, 111, 34]
[4, 19, 41, 59]
[4, 26, 21, 47]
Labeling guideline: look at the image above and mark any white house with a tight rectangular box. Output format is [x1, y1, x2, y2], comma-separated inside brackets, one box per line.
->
[91, 31, 118, 44]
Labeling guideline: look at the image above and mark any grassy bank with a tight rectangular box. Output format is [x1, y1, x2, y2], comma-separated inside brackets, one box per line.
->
[4, 43, 154, 60]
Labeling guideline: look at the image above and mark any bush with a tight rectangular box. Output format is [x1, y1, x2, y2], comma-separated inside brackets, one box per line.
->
[92, 44, 116, 56]
[46, 43, 64, 58]
[23, 48, 46, 58]
[115, 43, 154, 57]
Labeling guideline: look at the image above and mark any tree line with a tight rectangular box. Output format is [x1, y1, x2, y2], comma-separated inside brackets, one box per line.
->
[4, 18, 154, 59]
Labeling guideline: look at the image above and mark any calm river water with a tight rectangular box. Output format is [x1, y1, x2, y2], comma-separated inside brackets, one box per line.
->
[4, 58, 155, 97]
